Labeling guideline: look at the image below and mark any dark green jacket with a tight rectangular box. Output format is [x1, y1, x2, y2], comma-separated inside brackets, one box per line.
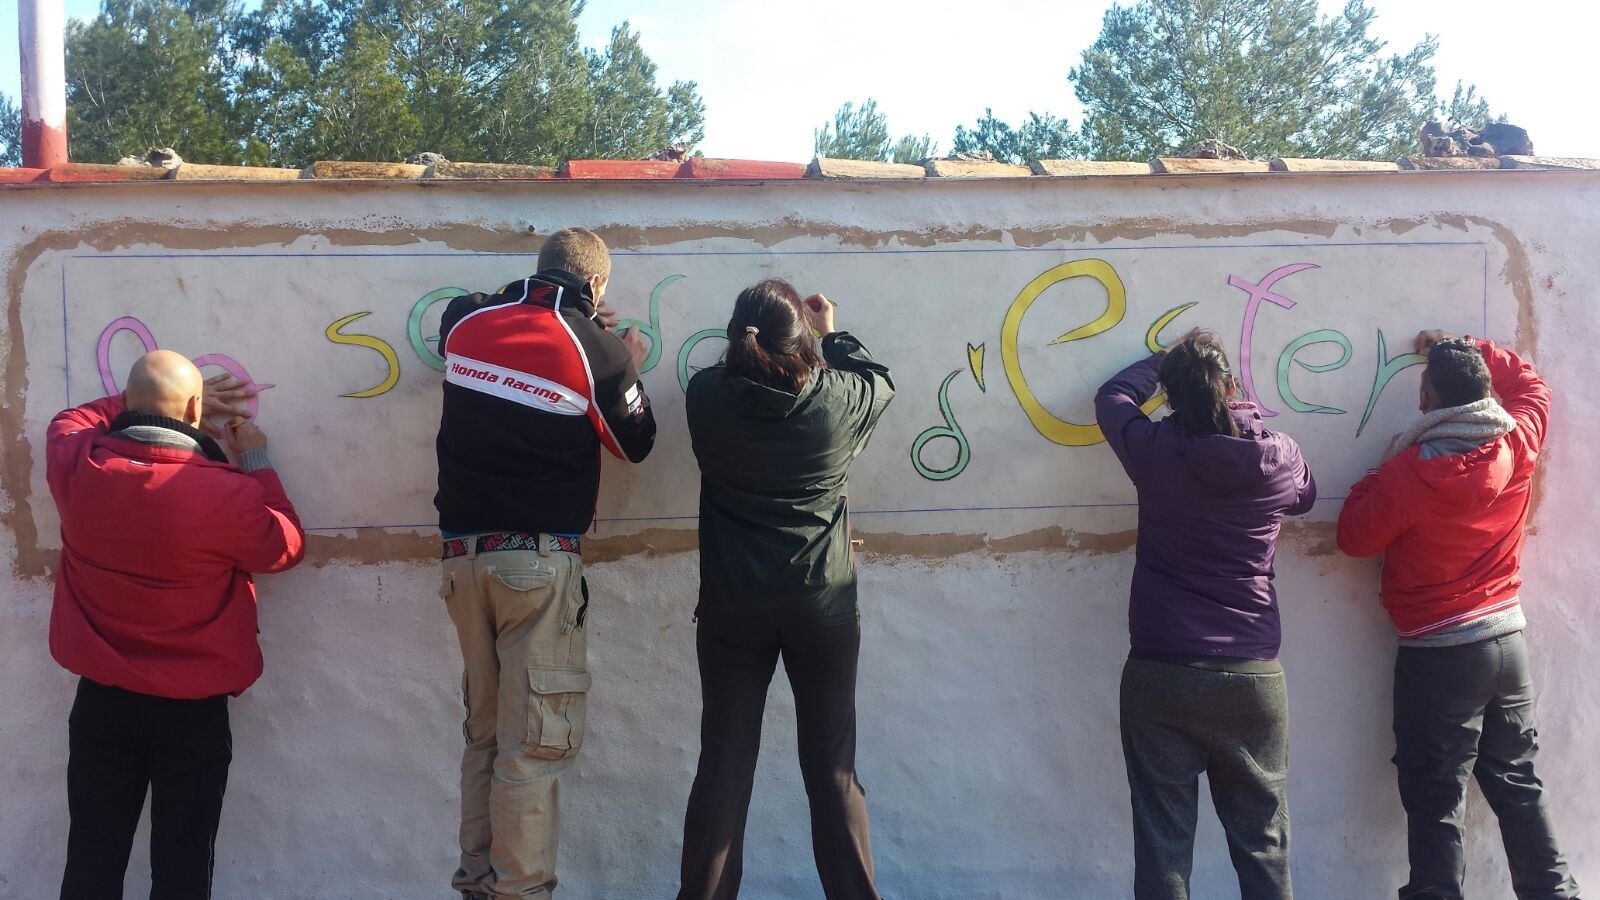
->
[685, 332, 894, 625]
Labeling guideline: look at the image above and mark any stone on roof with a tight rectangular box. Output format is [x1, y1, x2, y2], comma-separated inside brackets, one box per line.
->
[924, 158, 1030, 178]
[1271, 158, 1399, 172]
[1031, 160, 1149, 176]
[426, 161, 555, 179]
[1152, 157, 1272, 174]
[809, 157, 926, 179]
[1497, 155, 1600, 170]
[1398, 156, 1501, 170]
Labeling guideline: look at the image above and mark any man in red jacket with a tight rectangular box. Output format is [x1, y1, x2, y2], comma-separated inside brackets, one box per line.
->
[1338, 331, 1580, 900]
[47, 349, 305, 898]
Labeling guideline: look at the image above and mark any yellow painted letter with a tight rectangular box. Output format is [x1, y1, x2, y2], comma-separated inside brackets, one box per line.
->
[326, 312, 401, 398]
[1002, 259, 1140, 446]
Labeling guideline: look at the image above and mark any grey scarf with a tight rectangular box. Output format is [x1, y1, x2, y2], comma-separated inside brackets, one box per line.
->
[1395, 397, 1517, 452]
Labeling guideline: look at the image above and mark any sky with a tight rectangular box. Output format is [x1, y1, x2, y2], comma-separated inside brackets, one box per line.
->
[1, 0, 1594, 162]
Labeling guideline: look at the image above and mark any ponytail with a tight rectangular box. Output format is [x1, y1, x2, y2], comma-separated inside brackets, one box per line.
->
[723, 279, 823, 392]
[1159, 330, 1241, 438]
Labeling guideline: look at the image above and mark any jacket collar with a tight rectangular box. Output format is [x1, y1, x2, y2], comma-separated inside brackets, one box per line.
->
[1228, 401, 1268, 439]
[108, 411, 229, 463]
[511, 268, 599, 321]
[722, 366, 822, 418]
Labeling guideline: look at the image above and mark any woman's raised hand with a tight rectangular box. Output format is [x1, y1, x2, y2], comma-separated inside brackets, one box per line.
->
[802, 294, 837, 336]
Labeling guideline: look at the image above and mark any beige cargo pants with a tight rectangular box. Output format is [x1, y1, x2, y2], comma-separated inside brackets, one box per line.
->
[441, 538, 590, 899]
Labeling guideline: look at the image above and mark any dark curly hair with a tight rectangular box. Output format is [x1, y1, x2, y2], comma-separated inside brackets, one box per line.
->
[1425, 338, 1492, 408]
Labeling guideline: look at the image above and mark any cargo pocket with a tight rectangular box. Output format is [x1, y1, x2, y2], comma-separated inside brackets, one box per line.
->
[526, 666, 591, 760]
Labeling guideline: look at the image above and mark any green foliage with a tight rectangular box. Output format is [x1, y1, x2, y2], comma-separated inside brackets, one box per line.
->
[0, 94, 20, 167]
[890, 133, 936, 165]
[1443, 82, 1502, 129]
[816, 99, 935, 163]
[303, 24, 420, 162]
[62, 0, 704, 166]
[332, 0, 588, 164]
[952, 109, 1080, 164]
[816, 99, 888, 160]
[65, 0, 242, 163]
[574, 24, 706, 160]
[1068, 0, 1501, 161]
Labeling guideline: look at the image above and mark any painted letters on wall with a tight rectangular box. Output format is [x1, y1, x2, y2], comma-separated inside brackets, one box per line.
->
[49, 237, 1498, 541]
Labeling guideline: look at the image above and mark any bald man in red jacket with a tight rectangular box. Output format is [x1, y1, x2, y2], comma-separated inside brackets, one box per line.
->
[46, 350, 304, 899]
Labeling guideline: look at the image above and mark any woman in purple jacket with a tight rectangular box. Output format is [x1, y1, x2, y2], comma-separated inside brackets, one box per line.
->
[1094, 330, 1316, 900]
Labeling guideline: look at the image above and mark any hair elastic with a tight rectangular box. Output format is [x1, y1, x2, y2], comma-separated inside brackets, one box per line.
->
[745, 325, 760, 335]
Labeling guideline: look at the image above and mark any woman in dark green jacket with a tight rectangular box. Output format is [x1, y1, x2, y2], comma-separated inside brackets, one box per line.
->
[677, 278, 893, 900]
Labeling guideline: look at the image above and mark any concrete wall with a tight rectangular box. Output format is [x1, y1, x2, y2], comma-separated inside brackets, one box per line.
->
[1, 172, 1595, 898]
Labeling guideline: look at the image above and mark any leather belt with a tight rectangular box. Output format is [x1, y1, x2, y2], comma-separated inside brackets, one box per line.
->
[441, 531, 581, 560]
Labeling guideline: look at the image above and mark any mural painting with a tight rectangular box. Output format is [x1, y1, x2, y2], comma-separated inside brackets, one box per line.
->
[55, 238, 1494, 538]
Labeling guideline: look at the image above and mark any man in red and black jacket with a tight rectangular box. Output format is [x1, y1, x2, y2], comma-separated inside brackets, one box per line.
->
[47, 350, 304, 897]
[433, 228, 654, 899]
[1338, 331, 1580, 899]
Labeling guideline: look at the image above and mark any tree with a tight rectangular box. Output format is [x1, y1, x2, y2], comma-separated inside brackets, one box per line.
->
[952, 109, 1080, 164]
[889, 134, 935, 165]
[65, 0, 246, 163]
[1442, 82, 1501, 130]
[0, 94, 21, 167]
[261, 1, 703, 165]
[301, 24, 421, 163]
[574, 24, 705, 159]
[815, 99, 935, 163]
[1069, 0, 1499, 161]
[60, 0, 706, 166]
[231, 36, 316, 166]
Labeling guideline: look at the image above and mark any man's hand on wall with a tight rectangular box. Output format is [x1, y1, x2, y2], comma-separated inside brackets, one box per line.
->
[1414, 330, 1456, 354]
[228, 419, 269, 453]
[620, 324, 649, 370]
[201, 373, 258, 436]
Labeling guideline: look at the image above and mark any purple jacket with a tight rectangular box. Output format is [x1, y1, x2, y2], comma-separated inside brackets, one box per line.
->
[1094, 355, 1316, 660]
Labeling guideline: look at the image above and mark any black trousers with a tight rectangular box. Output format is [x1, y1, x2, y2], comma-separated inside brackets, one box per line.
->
[1120, 658, 1293, 900]
[678, 617, 878, 900]
[61, 678, 232, 900]
[1393, 631, 1579, 900]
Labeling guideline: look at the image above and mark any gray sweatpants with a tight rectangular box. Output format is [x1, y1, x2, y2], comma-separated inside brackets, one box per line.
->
[1120, 657, 1293, 900]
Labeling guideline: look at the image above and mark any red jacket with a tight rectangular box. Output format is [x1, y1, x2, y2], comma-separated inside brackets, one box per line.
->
[46, 395, 305, 698]
[1337, 339, 1550, 638]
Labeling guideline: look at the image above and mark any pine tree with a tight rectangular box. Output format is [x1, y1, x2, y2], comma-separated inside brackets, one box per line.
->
[815, 99, 935, 163]
[1069, 0, 1499, 160]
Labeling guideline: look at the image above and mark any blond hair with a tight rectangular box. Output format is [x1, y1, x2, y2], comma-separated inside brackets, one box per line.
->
[537, 228, 611, 283]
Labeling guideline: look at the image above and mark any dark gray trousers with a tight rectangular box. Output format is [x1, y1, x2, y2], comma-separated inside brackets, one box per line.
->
[1120, 658, 1293, 900]
[1393, 630, 1579, 900]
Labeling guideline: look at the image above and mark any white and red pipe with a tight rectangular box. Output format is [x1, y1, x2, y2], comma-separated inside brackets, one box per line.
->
[17, 0, 67, 168]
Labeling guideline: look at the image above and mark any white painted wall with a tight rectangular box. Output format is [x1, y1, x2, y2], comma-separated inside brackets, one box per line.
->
[1, 173, 1595, 898]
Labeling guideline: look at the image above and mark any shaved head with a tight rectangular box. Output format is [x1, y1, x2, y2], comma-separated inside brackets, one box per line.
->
[125, 350, 204, 426]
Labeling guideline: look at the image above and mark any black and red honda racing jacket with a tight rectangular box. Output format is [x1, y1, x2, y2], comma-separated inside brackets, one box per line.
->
[433, 268, 656, 535]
